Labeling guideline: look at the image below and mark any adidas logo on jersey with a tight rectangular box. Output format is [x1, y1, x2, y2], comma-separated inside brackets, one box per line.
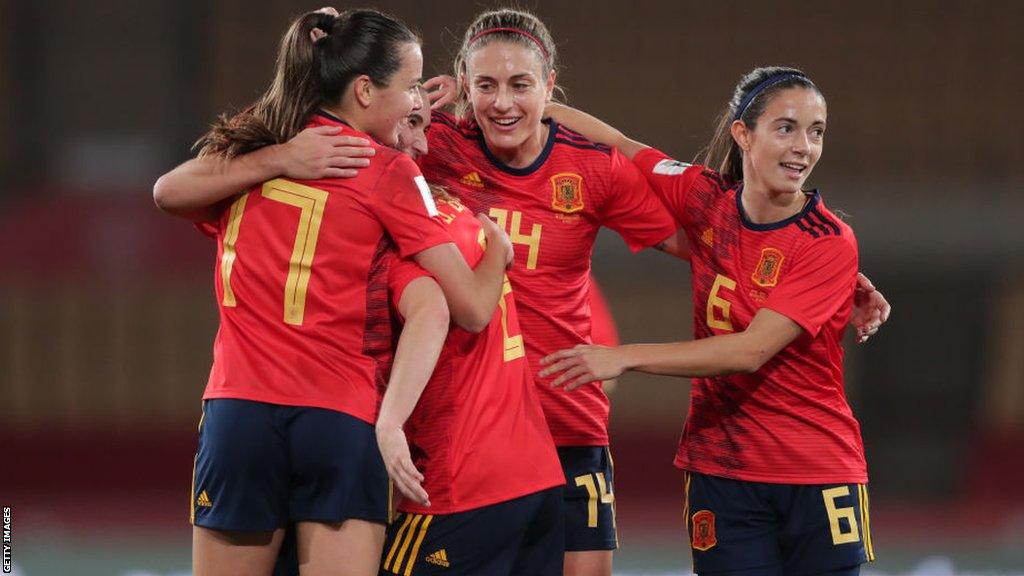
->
[196, 490, 213, 507]
[425, 549, 450, 568]
[460, 172, 484, 188]
[701, 228, 714, 247]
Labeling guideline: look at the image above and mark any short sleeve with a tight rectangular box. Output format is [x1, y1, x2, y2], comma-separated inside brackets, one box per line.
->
[762, 236, 859, 337]
[371, 154, 453, 258]
[600, 148, 679, 252]
[388, 255, 434, 322]
[632, 147, 706, 228]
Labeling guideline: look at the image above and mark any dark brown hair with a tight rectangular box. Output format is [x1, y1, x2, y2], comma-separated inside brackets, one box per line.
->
[452, 8, 559, 118]
[702, 66, 822, 183]
[195, 9, 419, 158]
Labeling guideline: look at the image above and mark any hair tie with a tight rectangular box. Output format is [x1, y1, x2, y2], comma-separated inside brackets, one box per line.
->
[733, 73, 806, 121]
[310, 12, 335, 44]
[468, 27, 549, 59]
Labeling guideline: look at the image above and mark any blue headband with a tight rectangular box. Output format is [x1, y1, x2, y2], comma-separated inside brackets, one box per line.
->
[732, 73, 807, 121]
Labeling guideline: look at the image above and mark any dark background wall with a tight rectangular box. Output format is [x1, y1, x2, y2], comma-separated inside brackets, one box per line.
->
[1, 1, 1022, 573]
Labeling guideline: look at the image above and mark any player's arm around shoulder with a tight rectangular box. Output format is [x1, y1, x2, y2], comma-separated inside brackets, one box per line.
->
[152, 126, 374, 221]
[413, 215, 512, 333]
[544, 102, 649, 159]
[369, 153, 508, 333]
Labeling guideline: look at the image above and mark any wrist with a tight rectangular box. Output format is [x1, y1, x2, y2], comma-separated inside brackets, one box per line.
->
[252, 143, 287, 177]
[617, 344, 640, 372]
[375, 416, 404, 433]
[482, 241, 508, 263]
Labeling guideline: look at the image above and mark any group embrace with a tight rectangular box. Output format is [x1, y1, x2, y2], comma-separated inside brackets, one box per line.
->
[154, 6, 889, 576]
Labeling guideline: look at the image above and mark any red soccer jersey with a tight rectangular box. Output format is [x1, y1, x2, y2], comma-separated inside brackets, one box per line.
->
[390, 197, 564, 515]
[419, 112, 677, 445]
[200, 112, 452, 424]
[634, 147, 867, 484]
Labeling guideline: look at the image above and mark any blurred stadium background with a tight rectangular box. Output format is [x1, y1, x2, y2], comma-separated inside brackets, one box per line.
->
[1, 1, 1022, 574]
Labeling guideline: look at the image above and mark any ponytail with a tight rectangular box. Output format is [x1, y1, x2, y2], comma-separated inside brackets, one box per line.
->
[195, 9, 419, 159]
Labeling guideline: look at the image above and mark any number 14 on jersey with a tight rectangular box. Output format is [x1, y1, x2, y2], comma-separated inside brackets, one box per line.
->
[489, 208, 542, 270]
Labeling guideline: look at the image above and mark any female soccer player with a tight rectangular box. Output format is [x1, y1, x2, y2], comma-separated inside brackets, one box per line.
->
[377, 180, 567, 576]
[541, 67, 876, 576]
[153, 9, 512, 576]
[416, 12, 687, 574]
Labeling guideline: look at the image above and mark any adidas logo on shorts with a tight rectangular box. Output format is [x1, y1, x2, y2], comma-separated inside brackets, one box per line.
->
[196, 490, 213, 507]
[425, 549, 450, 568]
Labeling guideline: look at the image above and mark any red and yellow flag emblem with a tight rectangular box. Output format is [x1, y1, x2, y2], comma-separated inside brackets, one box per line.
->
[550, 173, 584, 214]
[751, 247, 784, 288]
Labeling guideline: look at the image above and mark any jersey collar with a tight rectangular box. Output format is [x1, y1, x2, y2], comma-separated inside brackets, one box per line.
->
[315, 109, 353, 128]
[313, 109, 386, 146]
[736, 185, 822, 231]
[476, 119, 558, 176]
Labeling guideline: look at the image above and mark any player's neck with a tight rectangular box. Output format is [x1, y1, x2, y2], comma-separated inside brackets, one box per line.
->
[740, 183, 808, 224]
[321, 104, 363, 134]
[489, 123, 550, 169]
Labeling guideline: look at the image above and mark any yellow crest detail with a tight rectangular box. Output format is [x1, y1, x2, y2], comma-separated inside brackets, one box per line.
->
[550, 173, 584, 214]
[752, 247, 785, 288]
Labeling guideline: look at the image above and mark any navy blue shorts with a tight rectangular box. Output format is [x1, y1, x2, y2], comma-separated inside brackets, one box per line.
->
[379, 487, 564, 576]
[190, 398, 388, 532]
[684, 471, 875, 576]
[558, 446, 617, 551]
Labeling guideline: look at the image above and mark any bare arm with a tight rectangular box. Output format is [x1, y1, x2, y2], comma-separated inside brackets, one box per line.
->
[546, 104, 890, 337]
[653, 228, 692, 261]
[539, 308, 803, 390]
[376, 276, 450, 506]
[152, 126, 375, 221]
[544, 102, 650, 160]
[413, 214, 512, 333]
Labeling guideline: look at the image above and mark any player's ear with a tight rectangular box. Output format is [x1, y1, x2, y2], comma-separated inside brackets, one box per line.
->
[353, 74, 374, 108]
[730, 120, 751, 152]
[544, 70, 556, 102]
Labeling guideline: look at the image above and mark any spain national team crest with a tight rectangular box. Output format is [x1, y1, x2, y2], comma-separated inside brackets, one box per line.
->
[691, 509, 717, 551]
[550, 173, 584, 213]
[752, 247, 785, 288]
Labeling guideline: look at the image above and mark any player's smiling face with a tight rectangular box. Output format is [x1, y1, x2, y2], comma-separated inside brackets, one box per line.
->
[396, 103, 430, 160]
[736, 87, 826, 196]
[365, 42, 424, 147]
[464, 40, 555, 166]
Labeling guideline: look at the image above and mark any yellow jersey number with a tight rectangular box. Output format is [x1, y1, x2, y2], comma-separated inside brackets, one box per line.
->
[822, 486, 861, 545]
[220, 179, 328, 326]
[706, 273, 736, 331]
[489, 208, 541, 270]
[574, 472, 615, 528]
[477, 228, 526, 362]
